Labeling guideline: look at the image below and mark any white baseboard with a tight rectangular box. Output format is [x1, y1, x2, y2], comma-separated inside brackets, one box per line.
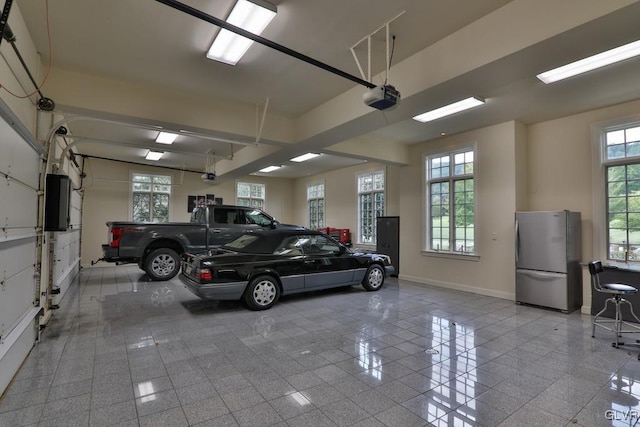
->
[396, 274, 514, 301]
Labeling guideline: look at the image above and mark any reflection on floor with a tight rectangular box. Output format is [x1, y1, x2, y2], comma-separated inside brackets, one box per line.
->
[1, 265, 639, 426]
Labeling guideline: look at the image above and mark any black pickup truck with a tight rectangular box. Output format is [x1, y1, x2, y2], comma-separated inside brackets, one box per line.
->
[101, 205, 303, 281]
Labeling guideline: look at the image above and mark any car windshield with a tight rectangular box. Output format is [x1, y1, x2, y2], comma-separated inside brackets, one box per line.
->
[221, 233, 277, 253]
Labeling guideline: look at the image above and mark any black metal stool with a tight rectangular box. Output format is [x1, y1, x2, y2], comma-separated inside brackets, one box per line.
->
[588, 260, 640, 358]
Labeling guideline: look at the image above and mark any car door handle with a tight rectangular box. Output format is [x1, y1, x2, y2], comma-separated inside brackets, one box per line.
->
[304, 260, 316, 264]
[210, 228, 222, 233]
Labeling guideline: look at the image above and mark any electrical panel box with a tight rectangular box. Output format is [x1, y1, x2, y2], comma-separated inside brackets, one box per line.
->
[44, 174, 71, 231]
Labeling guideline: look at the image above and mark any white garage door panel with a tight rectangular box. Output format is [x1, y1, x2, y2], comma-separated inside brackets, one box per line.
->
[0, 259, 35, 340]
[0, 117, 40, 189]
[0, 237, 37, 283]
[0, 97, 44, 397]
[51, 231, 81, 305]
[1, 180, 38, 235]
[52, 229, 81, 285]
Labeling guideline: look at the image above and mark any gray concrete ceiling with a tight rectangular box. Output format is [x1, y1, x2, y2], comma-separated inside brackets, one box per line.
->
[15, 0, 640, 179]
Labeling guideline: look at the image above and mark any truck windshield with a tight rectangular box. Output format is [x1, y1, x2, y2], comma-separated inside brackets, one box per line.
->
[245, 210, 273, 227]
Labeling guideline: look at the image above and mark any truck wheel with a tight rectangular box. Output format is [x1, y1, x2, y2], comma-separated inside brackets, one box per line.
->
[243, 275, 280, 310]
[145, 248, 180, 281]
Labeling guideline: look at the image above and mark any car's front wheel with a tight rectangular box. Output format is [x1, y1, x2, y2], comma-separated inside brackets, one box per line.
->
[362, 264, 385, 291]
[244, 275, 280, 310]
[145, 248, 180, 281]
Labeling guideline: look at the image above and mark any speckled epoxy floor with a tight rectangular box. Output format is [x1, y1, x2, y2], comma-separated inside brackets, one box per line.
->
[1, 265, 639, 426]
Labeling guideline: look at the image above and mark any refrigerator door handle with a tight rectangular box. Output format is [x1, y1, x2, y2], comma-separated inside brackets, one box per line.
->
[517, 269, 565, 280]
[515, 219, 519, 263]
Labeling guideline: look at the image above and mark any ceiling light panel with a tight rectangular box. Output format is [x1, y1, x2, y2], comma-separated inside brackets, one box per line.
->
[145, 150, 164, 161]
[537, 39, 640, 84]
[259, 165, 281, 173]
[156, 131, 178, 144]
[207, 0, 277, 65]
[290, 153, 320, 162]
[413, 97, 485, 123]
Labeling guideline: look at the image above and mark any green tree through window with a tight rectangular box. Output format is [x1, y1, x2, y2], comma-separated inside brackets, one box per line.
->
[237, 182, 265, 209]
[132, 173, 171, 222]
[427, 150, 475, 254]
[307, 183, 325, 230]
[605, 124, 640, 261]
[358, 171, 385, 244]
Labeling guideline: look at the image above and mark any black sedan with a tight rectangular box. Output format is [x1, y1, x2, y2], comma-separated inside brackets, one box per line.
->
[179, 229, 394, 310]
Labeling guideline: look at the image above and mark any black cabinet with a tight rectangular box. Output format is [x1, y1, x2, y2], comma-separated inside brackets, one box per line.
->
[376, 216, 399, 276]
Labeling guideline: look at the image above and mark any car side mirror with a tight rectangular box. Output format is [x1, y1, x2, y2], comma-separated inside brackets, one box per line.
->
[271, 220, 279, 229]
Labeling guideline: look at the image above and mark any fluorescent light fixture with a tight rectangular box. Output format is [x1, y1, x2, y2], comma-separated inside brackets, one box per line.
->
[145, 150, 164, 161]
[537, 39, 640, 84]
[155, 132, 178, 144]
[207, 0, 277, 65]
[259, 165, 281, 173]
[290, 153, 320, 163]
[412, 97, 485, 123]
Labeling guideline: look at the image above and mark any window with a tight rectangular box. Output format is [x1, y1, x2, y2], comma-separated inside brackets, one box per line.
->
[603, 124, 640, 261]
[307, 183, 325, 230]
[237, 182, 265, 209]
[357, 171, 385, 244]
[131, 173, 171, 222]
[426, 149, 475, 254]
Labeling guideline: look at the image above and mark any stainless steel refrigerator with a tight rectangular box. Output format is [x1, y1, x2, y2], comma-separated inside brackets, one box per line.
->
[515, 210, 582, 313]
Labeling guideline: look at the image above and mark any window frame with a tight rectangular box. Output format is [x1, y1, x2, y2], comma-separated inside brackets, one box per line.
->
[424, 147, 477, 257]
[236, 181, 265, 209]
[307, 182, 325, 230]
[356, 170, 385, 245]
[130, 172, 172, 223]
[596, 117, 640, 263]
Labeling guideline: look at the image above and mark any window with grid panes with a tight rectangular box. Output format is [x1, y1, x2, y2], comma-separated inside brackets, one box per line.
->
[236, 182, 265, 209]
[307, 183, 325, 230]
[131, 173, 171, 222]
[357, 171, 384, 244]
[426, 149, 475, 254]
[603, 124, 640, 262]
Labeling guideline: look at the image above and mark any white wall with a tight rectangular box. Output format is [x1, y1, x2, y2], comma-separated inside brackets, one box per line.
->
[394, 121, 521, 299]
[292, 161, 401, 246]
[528, 98, 640, 312]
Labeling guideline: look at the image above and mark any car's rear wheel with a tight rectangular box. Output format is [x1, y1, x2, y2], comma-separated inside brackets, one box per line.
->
[244, 275, 280, 310]
[145, 248, 180, 281]
[362, 264, 385, 291]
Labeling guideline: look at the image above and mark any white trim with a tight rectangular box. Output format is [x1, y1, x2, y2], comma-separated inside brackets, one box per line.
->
[423, 144, 478, 255]
[591, 113, 640, 262]
[421, 250, 480, 262]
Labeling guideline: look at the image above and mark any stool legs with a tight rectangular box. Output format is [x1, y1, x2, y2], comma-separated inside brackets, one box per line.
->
[592, 295, 640, 351]
[592, 297, 614, 339]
